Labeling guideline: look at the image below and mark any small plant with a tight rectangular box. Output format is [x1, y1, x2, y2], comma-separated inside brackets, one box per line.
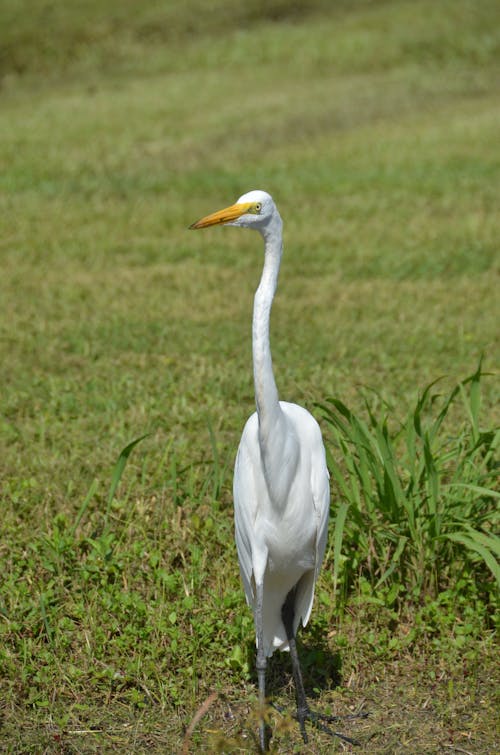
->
[320, 362, 499, 611]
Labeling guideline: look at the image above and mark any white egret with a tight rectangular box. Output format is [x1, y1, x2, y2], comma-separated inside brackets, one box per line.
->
[190, 190, 355, 751]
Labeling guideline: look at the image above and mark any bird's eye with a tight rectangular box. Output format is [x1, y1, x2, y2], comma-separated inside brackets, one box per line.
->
[255, 203, 262, 213]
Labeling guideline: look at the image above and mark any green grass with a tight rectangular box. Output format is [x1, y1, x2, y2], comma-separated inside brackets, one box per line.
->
[1, 1, 499, 752]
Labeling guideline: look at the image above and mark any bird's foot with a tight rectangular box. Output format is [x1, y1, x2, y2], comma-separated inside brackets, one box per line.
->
[273, 703, 368, 746]
[301, 706, 368, 746]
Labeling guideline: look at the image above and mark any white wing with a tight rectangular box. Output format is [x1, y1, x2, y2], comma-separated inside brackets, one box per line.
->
[291, 406, 330, 636]
[233, 412, 260, 607]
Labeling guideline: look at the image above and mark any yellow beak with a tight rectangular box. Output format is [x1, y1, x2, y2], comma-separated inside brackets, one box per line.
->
[189, 201, 254, 230]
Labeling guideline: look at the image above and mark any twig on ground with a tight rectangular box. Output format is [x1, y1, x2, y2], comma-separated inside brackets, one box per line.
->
[441, 744, 475, 755]
[182, 691, 219, 755]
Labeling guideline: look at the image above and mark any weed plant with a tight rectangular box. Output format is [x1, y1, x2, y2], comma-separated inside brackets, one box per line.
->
[321, 362, 499, 615]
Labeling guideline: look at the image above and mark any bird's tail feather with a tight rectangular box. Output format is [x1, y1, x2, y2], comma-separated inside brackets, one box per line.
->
[260, 570, 316, 657]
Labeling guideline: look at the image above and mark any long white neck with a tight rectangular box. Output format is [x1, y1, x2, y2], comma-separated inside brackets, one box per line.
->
[252, 212, 283, 439]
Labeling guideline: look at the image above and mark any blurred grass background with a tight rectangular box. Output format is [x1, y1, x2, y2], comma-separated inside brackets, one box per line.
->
[0, 0, 499, 752]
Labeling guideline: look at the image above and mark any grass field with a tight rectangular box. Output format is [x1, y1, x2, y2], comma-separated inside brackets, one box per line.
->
[1, 1, 499, 752]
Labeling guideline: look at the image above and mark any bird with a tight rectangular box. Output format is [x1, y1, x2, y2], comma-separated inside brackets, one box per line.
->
[190, 190, 355, 751]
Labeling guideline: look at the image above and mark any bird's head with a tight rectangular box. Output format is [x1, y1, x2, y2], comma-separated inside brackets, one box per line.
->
[189, 190, 279, 234]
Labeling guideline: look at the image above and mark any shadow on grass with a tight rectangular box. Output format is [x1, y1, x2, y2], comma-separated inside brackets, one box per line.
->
[245, 627, 343, 701]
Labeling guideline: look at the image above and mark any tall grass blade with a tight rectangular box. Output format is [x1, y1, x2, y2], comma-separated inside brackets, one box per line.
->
[459, 358, 485, 443]
[413, 377, 444, 438]
[332, 501, 350, 597]
[207, 419, 220, 500]
[39, 593, 53, 647]
[444, 483, 500, 500]
[105, 434, 150, 524]
[375, 535, 408, 589]
[468, 358, 483, 433]
[445, 530, 500, 588]
[207, 419, 229, 502]
[71, 478, 98, 536]
[462, 528, 500, 559]
[423, 433, 439, 520]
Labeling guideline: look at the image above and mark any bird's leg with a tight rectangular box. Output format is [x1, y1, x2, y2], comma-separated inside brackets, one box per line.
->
[281, 588, 363, 747]
[255, 581, 268, 753]
[281, 588, 309, 743]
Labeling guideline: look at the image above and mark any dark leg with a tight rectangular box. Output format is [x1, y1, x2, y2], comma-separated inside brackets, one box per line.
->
[281, 588, 310, 743]
[281, 588, 364, 747]
[255, 581, 268, 753]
